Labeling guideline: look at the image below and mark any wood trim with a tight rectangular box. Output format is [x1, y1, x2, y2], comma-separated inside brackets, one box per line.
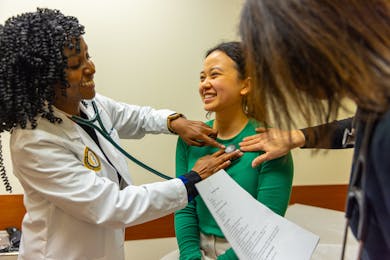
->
[0, 184, 348, 240]
[0, 195, 25, 231]
[290, 184, 348, 212]
[124, 214, 175, 240]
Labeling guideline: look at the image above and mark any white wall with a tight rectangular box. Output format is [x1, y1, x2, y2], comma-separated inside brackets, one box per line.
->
[0, 0, 354, 195]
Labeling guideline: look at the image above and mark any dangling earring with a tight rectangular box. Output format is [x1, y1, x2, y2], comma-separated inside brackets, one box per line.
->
[242, 95, 249, 115]
[206, 111, 214, 119]
[244, 105, 249, 115]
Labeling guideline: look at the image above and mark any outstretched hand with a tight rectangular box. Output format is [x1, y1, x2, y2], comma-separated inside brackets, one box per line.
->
[171, 117, 224, 148]
[192, 149, 243, 180]
[239, 127, 305, 167]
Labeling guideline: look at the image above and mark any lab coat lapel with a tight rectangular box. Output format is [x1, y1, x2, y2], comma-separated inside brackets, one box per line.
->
[97, 136, 133, 186]
[80, 100, 133, 185]
[54, 105, 115, 177]
[76, 103, 116, 169]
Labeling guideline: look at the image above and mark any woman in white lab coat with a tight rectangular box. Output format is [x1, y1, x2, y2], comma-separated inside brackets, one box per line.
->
[0, 8, 241, 260]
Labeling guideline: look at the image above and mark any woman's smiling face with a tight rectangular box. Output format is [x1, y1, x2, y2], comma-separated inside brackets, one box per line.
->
[63, 36, 96, 101]
[199, 50, 247, 113]
[54, 36, 96, 114]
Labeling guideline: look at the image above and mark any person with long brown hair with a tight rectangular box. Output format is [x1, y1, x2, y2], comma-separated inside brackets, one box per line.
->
[239, 0, 390, 259]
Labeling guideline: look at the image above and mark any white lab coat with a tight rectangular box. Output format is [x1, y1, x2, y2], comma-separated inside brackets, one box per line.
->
[10, 94, 188, 260]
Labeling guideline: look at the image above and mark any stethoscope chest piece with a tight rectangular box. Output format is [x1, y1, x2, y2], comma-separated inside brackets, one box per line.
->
[225, 144, 237, 154]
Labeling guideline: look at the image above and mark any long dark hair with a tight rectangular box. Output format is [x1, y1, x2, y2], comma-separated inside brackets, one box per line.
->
[239, 0, 390, 128]
[0, 8, 85, 132]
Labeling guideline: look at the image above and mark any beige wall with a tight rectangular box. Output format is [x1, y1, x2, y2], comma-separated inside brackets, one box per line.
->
[0, 1, 354, 259]
[0, 0, 354, 192]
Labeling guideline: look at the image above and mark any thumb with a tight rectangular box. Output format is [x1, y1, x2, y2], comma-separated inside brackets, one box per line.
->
[252, 153, 268, 167]
[255, 127, 267, 133]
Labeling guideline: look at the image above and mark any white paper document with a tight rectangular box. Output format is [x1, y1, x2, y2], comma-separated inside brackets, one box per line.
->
[195, 170, 319, 260]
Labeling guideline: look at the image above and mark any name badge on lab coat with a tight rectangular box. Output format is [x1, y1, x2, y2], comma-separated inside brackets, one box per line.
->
[83, 147, 101, 171]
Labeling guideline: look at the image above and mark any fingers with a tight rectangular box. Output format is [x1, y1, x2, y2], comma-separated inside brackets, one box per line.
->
[241, 127, 271, 142]
[201, 123, 218, 137]
[208, 149, 242, 170]
[239, 131, 270, 151]
[215, 160, 232, 172]
[251, 153, 268, 167]
[195, 126, 222, 148]
[184, 136, 223, 148]
[211, 149, 226, 157]
[178, 121, 224, 149]
[184, 139, 206, 147]
[239, 137, 261, 147]
[212, 149, 242, 173]
[192, 149, 243, 179]
[199, 135, 224, 149]
[255, 127, 267, 133]
[241, 134, 259, 142]
[218, 149, 242, 162]
[239, 138, 264, 152]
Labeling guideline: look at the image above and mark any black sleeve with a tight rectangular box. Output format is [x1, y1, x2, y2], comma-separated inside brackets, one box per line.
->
[300, 117, 354, 149]
[178, 171, 202, 202]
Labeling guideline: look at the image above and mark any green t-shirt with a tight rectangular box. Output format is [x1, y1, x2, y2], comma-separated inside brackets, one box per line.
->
[175, 119, 294, 260]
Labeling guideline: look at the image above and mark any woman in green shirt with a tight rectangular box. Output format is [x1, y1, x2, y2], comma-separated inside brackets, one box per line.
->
[173, 42, 294, 260]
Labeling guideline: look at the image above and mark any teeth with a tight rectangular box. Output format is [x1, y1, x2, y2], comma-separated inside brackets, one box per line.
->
[204, 94, 215, 99]
[81, 81, 94, 87]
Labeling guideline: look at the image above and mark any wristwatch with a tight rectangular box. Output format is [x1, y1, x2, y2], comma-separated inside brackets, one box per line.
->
[167, 113, 185, 134]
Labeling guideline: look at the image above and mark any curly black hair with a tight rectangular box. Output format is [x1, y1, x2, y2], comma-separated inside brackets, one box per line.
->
[0, 8, 85, 133]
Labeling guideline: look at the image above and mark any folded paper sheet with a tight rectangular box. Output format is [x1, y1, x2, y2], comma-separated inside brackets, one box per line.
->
[195, 170, 319, 260]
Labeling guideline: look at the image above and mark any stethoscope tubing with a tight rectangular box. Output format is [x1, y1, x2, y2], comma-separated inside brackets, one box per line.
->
[71, 101, 173, 180]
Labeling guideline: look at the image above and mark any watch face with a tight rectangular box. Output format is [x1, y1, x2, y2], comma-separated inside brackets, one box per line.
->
[225, 144, 236, 154]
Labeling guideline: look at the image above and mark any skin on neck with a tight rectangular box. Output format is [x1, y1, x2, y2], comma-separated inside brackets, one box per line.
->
[213, 107, 248, 140]
[212, 75, 251, 140]
[53, 84, 82, 116]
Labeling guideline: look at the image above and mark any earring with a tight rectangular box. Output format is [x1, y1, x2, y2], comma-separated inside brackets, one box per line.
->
[242, 95, 249, 114]
[244, 105, 249, 115]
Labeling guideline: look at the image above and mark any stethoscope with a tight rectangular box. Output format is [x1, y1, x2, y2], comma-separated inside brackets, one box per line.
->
[71, 101, 237, 180]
